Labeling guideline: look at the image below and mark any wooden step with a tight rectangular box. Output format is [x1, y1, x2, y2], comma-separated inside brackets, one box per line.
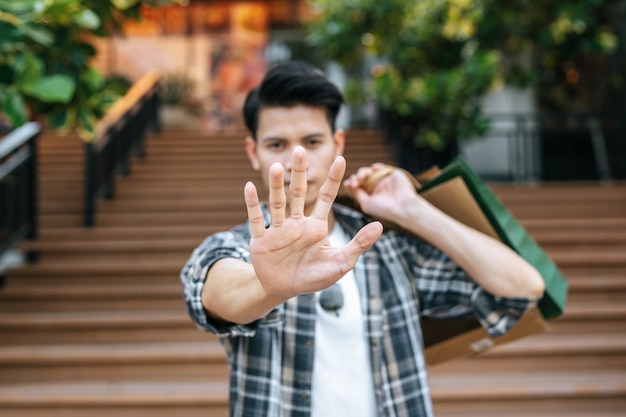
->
[429, 332, 626, 373]
[20, 235, 626, 256]
[0, 373, 623, 417]
[37, 225, 218, 240]
[431, 371, 626, 417]
[0, 341, 228, 383]
[5, 258, 186, 277]
[528, 230, 626, 245]
[0, 282, 185, 312]
[0, 310, 204, 345]
[0, 381, 229, 417]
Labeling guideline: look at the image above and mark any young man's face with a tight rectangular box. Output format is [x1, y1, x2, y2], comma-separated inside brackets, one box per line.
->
[245, 105, 345, 216]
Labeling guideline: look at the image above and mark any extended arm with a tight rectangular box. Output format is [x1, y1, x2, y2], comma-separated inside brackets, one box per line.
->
[343, 165, 545, 300]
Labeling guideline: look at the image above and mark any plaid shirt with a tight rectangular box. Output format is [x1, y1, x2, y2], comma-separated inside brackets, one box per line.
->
[180, 203, 534, 417]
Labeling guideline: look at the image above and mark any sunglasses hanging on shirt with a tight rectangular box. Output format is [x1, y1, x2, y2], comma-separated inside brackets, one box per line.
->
[319, 283, 344, 316]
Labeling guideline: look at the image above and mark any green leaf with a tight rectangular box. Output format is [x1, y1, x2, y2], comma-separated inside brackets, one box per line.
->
[111, 0, 140, 11]
[83, 68, 105, 91]
[48, 106, 77, 134]
[0, 20, 21, 46]
[14, 53, 43, 86]
[75, 8, 101, 29]
[76, 107, 99, 142]
[20, 22, 54, 46]
[21, 74, 76, 103]
[3, 88, 28, 127]
[0, 1, 38, 14]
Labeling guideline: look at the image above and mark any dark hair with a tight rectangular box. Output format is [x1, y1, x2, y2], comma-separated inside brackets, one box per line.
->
[242, 61, 344, 139]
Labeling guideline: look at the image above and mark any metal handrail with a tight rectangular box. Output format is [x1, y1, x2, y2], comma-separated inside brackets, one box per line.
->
[84, 70, 161, 226]
[471, 112, 623, 182]
[0, 122, 40, 267]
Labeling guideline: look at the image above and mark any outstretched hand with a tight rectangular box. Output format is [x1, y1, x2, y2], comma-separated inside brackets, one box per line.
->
[244, 146, 383, 300]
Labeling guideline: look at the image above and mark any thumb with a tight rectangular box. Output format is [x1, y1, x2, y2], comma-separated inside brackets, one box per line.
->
[351, 187, 372, 208]
[341, 221, 383, 267]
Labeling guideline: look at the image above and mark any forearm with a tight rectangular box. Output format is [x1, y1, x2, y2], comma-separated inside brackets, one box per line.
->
[202, 258, 288, 324]
[397, 196, 545, 299]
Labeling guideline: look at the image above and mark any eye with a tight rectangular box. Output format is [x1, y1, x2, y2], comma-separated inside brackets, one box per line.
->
[266, 142, 284, 150]
[306, 138, 322, 148]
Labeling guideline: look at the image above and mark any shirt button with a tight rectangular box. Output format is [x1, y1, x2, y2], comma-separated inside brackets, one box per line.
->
[371, 340, 379, 348]
[305, 341, 313, 349]
[301, 392, 309, 400]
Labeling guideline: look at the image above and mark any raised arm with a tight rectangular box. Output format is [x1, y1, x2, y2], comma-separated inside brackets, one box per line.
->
[202, 147, 383, 324]
[343, 165, 545, 300]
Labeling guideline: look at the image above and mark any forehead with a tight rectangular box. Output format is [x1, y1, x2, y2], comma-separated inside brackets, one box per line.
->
[256, 105, 331, 140]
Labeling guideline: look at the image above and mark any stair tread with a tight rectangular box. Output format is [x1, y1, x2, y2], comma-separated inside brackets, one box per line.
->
[0, 283, 181, 298]
[18, 237, 626, 256]
[0, 332, 623, 365]
[0, 370, 622, 405]
[0, 310, 190, 328]
[482, 332, 626, 356]
[429, 370, 626, 399]
[7, 259, 188, 275]
[0, 381, 228, 405]
[0, 341, 223, 364]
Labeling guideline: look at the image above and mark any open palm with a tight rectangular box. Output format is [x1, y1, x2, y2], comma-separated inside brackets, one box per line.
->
[244, 147, 382, 299]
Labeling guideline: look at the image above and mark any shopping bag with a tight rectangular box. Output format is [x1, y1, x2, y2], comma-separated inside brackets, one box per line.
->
[351, 156, 568, 364]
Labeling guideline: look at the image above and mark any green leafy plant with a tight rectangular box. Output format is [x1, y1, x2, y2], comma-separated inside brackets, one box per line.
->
[0, 0, 179, 140]
[306, 0, 621, 150]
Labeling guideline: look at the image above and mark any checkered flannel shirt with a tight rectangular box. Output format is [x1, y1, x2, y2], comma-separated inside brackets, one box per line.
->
[180, 203, 536, 417]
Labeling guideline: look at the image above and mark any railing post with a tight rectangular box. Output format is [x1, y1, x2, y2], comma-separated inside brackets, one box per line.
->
[82, 70, 162, 227]
[106, 131, 116, 199]
[25, 130, 39, 262]
[84, 142, 96, 227]
[0, 122, 41, 268]
[152, 88, 162, 134]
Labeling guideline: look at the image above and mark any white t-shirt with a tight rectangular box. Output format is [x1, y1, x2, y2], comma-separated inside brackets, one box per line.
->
[311, 223, 377, 417]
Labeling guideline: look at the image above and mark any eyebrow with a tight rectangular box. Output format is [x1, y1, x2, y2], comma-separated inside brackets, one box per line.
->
[259, 132, 326, 143]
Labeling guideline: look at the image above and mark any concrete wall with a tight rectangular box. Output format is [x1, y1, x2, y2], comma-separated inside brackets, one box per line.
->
[461, 86, 538, 180]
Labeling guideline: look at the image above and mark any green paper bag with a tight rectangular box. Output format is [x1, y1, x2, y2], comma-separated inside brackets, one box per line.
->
[338, 156, 568, 364]
[418, 156, 568, 320]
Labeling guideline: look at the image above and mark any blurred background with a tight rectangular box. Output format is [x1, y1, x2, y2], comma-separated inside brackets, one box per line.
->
[0, 1, 625, 416]
[3, 0, 625, 180]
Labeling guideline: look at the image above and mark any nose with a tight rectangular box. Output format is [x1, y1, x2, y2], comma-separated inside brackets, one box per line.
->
[282, 147, 308, 178]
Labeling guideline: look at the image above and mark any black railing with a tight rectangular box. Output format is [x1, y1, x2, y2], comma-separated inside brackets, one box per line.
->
[463, 113, 625, 182]
[0, 122, 40, 267]
[85, 70, 161, 227]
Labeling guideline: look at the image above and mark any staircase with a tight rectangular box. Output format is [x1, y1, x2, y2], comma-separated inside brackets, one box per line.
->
[0, 127, 625, 416]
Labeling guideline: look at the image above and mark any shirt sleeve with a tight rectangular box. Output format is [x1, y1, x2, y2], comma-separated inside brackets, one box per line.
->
[179, 226, 282, 337]
[406, 235, 540, 337]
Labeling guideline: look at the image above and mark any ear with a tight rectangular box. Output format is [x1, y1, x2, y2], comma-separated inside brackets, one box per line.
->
[333, 128, 346, 157]
[245, 136, 261, 171]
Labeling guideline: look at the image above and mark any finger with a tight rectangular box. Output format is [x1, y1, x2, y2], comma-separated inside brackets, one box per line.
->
[288, 146, 307, 218]
[355, 166, 374, 183]
[339, 221, 383, 270]
[244, 182, 266, 238]
[350, 187, 372, 207]
[268, 162, 286, 226]
[343, 167, 373, 190]
[311, 155, 346, 221]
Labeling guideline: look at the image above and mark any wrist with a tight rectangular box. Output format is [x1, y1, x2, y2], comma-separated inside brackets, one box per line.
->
[393, 196, 440, 237]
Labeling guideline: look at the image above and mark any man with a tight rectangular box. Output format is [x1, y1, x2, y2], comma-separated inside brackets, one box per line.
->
[180, 61, 545, 417]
